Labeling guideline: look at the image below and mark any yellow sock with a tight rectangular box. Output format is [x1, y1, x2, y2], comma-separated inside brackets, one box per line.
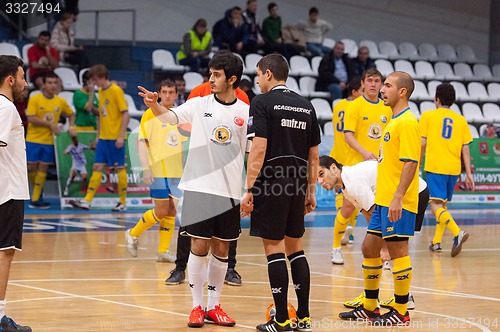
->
[32, 171, 47, 202]
[349, 209, 359, 228]
[84, 171, 102, 203]
[158, 215, 175, 253]
[333, 212, 349, 248]
[362, 257, 382, 311]
[392, 256, 412, 315]
[130, 209, 158, 237]
[28, 171, 36, 186]
[117, 168, 128, 205]
[432, 208, 447, 244]
[443, 209, 460, 237]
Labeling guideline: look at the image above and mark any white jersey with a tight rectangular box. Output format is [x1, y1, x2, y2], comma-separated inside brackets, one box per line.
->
[341, 160, 427, 211]
[0, 95, 30, 205]
[171, 95, 249, 199]
[64, 143, 90, 170]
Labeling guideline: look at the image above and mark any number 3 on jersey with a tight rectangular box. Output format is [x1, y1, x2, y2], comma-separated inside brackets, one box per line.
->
[336, 110, 344, 132]
[442, 117, 453, 139]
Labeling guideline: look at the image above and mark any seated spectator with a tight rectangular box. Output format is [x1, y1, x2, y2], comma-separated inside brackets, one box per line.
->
[28, 31, 59, 89]
[482, 124, 499, 138]
[296, 7, 332, 57]
[242, 0, 265, 54]
[213, 7, 249, 55]
[176, 19, 212, 74]
[51, 12, 89, 71]
[239, 78, 256, 102]
[352, 46, 376, 76]
[262, 3, 302, 59]
[173, 76, 188, 106]
[315, 41, 357, 100]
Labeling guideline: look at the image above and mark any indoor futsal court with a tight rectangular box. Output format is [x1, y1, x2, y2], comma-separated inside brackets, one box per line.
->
[9, 207, 500, 331]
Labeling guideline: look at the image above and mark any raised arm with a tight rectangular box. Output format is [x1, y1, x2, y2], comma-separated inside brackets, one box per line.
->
[138, 85, 177, 124]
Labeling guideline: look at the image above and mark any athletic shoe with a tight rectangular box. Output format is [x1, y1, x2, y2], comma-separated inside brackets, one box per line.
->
[339, 304, 380, 320]
[0, 315, 32, 332]
[348, 233, 354, 244]
[429, 242, 442, 252]
[204, 305, 236, 326]
[343, 292, 365, 309]
[371, 308, 410, 326]
[224, 268, 242, 286]
[256, 319, 292, 332]
[380, 293, 415, 310]
[165, 268, 185, 285]
[187, 305, 205, 328]
[331, 248, 344, 265]
[156, 251, 175, 263]
[451, 230, 469, 257]
[63, 188, 69, 197]
[28, 200, 50, 209]
[293, 316, 312, 331]
[112, 203, 127, 212]
[125, 229, 138, 257]
[341, 226, 353, 245]
[69, 199, 90, 210]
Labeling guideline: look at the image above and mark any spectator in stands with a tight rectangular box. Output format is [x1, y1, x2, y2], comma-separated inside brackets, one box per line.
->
[213, 7, 249, 55]
[73, 71, 98, 132]
[239, 78, 256, 102]
[28, 31, 59, 90]
[316, 41, 357, 100]
[262, 3, 302, 59]
[352, 46, 376, 76]
[176, 19, 212, 74]
[174, 77, 188, 106]
[50, 12, 89, 71]
[296, 7, 332, 57]
[242, 0, 265, 54]
[482, 124, 499, 138]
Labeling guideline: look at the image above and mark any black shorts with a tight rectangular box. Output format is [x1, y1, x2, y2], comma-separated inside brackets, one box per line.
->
[415, 187, 430, 232]
[181, 191, 241, 241]
[250, 177, 307, 240]
[0, 200, 25, 250]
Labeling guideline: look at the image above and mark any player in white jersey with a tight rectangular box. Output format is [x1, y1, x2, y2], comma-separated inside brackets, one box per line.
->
[63, 136, 93, 196]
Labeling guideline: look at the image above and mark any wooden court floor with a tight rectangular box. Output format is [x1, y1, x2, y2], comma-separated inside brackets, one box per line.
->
[7, 210, 500, 331]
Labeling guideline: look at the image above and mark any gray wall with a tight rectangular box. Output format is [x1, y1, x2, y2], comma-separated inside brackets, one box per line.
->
[70, 0, 490, 61]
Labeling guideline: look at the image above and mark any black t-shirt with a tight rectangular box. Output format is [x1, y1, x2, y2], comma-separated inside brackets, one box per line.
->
[249, 85, 321, 179]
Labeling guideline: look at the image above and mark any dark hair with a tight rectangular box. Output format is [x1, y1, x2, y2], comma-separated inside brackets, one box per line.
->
[81, 70, 90, 85]
[319, 155, 342, 170]
[435, 82, 455, 106]
[88, 64, 108, 79]
[39, 30, 51, 38]
[361, 67, 383, 82]
[208, 50, 243, 88]
[0, 55, 23, 85]
[192, 18, 207, 30]
[256, 53, 289, 82]
[232, 6, 242, 12]
[268, 2, 277, 12]
[347, 76, 361, 96]
[158, 79, 178, 93]
[309, 7, 319, 15]
[42, 72, 59, 83]
[60, 12, 73, 21]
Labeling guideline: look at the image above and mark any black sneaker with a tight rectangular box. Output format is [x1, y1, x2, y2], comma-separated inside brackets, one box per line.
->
[371, 308, 410, 326]
[256, 319, 292, 332]
[0, 315, 32, 332]
[28, 200, 50, 209]
[339, 304, 380, 320]
[224, 268, 242, 286]
[165, 268, 185, 285]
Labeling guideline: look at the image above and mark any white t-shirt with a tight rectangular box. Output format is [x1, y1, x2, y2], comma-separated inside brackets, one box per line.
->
[0, 95, 30, 205]
[65, 143, 90, 169]
[171, 95, 249, 199]
[341, 160, 427, 211]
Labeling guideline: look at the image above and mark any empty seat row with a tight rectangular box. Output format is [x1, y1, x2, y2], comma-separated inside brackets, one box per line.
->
[412, 80, 500, 102]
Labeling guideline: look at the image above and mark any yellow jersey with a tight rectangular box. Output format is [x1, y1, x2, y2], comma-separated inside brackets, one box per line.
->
[375, 109, 420, 213]
[139, 108, 187, 178]
[343, 95, 392, 166]
[330, 98, 354, 165]
[419, 108, 472, 176]
[26, 93, 73, 145]
[98, 83, 128, 140]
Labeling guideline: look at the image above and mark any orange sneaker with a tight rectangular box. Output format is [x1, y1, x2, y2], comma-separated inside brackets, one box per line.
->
[188, 305, 205, 328]
[205, 305, 236, 326]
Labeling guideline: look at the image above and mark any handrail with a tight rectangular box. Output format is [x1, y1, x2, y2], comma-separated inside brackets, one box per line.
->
[79, 9, 136, 46]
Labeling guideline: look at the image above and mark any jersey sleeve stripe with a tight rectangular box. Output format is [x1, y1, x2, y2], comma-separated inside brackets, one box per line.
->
[399, 158, 418, 162]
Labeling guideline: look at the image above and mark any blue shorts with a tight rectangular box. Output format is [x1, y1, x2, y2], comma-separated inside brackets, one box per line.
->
[426, 172, 458, 202]
[26, 142, 55, 163]
[150, 178, 182, 199]
[94, 139, 125, 167]
[368, 204, 416, 239]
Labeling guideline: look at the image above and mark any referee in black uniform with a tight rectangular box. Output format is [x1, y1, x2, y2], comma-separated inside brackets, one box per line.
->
[241, 53, 320, 332]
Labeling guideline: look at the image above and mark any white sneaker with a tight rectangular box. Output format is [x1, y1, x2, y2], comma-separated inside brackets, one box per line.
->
[156, 250, 175, 263]
[331, 247, 344, 265]
[125, 229, 138, 257]
[341, 226, 354, 245]
[408, 293, 416, 310]
[70, 199, 91, 210]
[112, 203, 127, 212]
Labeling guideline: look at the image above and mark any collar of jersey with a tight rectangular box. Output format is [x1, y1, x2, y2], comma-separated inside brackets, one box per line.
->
[392, 107, 410, 119]
[271, 84, 288, 91]
[214, 93, 237, 106]
[362, 95, 380, 104]
[0, 94, 11, 102]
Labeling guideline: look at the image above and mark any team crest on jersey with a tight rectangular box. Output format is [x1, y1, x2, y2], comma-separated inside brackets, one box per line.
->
[211, 125, 232, 145]
[368, 124, 382, 139]
[380, 115, 387, 123]
[166, 130, 179, 146]
[233, 116, 245, 127]
[54, 107, 60, 113]
[43, 112, 54, 122]
[384, 132, 391, 142]
[105, 99, 110, 105]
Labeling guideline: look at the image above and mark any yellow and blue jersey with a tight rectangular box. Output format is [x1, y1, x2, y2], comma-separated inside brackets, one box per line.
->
[330, 98, 354, 165]
[98, 83, 128, 140]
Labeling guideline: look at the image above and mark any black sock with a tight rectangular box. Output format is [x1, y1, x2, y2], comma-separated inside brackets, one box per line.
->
[288, 250, 310, 319]
[267, 253, 289, 323]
